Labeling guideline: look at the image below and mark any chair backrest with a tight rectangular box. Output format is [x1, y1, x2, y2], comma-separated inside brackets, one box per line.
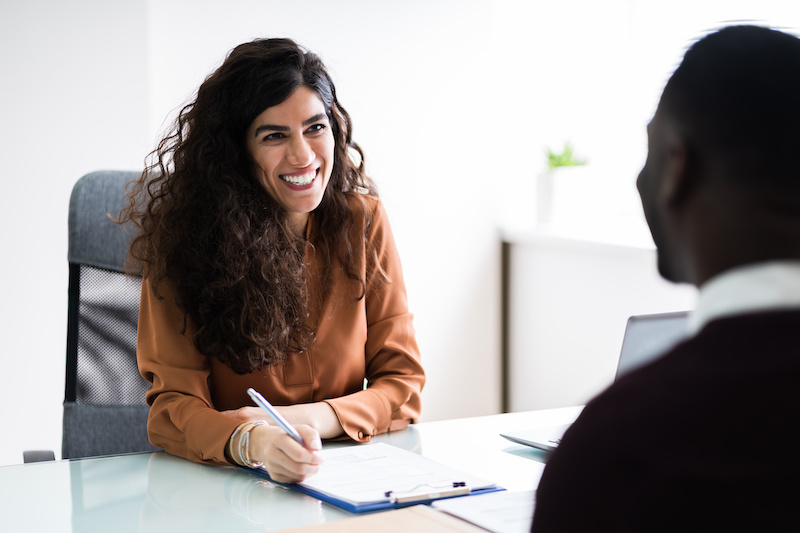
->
[64, 170, 158, 459]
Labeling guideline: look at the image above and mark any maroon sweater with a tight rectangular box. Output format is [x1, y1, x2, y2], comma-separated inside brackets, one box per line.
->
[532, 309, 800, 532]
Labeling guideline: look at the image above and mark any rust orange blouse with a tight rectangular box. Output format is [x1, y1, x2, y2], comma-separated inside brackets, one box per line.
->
[136, 197, 425, 465]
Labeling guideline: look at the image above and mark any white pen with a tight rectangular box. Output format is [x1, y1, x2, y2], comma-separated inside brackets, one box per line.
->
[246, 388, 307, 448]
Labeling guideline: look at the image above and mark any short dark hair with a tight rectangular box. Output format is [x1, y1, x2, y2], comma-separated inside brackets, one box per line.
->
[660, 25, 800, 193]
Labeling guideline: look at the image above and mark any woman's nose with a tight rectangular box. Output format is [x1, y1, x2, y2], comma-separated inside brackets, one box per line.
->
[286, 136, 314, 167]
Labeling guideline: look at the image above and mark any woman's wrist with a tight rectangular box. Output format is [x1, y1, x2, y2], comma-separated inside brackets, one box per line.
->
[226, 401, 343, 463]
[227, 420, 268, 468]
[309, 401, 344, 439]
[226, 422, 248, 465]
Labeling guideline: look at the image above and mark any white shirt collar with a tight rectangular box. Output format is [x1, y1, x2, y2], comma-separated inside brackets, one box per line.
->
[688, 260, 800, 334]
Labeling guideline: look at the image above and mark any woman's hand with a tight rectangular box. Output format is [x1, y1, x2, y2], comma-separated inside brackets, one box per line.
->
[222, 402, 344, 439]
[248, 424, 323, 483]
[222, 406, 267, 423]
[274, 402, 344, 439]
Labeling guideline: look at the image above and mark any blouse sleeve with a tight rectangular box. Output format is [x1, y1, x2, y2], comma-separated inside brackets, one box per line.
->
[137, 278, 241, 465]
[324, 199, 426, 441]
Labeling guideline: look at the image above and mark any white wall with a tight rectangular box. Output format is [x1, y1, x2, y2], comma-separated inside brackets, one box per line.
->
[0, 0, 150, 465]
[143, 0, 506, 427]
[1, 0, 798, 466]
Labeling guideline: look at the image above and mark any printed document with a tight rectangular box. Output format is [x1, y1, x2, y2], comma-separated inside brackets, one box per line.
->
[298, 443, 497, 506]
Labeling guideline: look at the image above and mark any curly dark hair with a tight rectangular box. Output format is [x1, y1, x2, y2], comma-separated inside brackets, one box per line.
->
[120, 38, 377, 374]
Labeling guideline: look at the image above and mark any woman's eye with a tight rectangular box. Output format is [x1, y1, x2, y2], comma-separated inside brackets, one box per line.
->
[263, 132, 283, 141]
[306, 124, 326, 135]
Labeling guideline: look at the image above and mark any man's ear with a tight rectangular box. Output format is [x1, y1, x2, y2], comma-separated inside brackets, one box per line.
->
[659, 138, 693, 207]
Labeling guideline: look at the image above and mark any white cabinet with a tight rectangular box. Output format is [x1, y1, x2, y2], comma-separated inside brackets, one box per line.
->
[502, 231, 697, 412]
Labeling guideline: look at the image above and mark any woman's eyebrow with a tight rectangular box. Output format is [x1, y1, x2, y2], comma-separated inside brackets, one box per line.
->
[253, 124, 288, 137]
[302, 113, 327, 126]
[253, 113, 328, 138]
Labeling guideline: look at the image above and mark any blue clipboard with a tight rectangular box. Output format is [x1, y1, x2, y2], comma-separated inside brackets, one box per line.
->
[247, 467, 506, 513]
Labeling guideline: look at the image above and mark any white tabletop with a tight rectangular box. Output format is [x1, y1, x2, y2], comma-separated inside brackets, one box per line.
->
[0, 406, 581, 532]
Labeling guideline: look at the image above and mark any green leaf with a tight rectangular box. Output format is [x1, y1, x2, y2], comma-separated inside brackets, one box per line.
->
[546, 142, 587, 169]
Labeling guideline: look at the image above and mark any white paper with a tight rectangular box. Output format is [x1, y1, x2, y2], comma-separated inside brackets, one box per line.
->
[299, 443, 497, 506]
[433, 490, 536, 533]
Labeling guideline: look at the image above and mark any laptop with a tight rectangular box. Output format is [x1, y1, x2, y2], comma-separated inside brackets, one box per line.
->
[500, 311, 690, 452]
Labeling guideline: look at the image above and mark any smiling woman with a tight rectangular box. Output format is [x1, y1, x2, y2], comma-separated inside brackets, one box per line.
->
[246, 87, 335, 234]
[118, 38, 424, 483]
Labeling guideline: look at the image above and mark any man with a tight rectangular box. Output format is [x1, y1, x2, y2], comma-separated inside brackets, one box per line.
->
[531, 25, 800, 532]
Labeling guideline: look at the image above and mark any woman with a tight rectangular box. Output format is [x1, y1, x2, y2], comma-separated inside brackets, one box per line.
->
[121, 38, 424, 483]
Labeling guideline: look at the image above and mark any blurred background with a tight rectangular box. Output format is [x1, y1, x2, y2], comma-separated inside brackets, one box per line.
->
[1, 0, 797, 465]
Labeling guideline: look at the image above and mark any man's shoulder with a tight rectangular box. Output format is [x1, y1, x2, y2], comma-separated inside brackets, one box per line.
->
[533, 310, 800, 531]
[692, 308, 800, 352]
[552, 308, 800, 467]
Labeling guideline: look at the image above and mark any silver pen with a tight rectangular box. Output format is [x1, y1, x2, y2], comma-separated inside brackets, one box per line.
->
[246, 388, 307, 447]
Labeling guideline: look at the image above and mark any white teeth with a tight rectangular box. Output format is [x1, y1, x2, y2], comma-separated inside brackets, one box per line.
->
[280, 170, 316, 186]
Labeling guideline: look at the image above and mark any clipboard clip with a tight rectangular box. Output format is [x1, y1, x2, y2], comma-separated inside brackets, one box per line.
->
[384, 482, 470, 504]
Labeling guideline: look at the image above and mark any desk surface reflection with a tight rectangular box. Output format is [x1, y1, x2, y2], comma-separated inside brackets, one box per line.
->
[0, 407, 580, 532]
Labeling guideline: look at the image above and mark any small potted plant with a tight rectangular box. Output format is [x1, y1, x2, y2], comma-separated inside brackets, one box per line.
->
[538, 141, 588, 224]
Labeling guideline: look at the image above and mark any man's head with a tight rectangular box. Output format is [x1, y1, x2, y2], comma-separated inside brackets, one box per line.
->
[638, 25, 800, 286]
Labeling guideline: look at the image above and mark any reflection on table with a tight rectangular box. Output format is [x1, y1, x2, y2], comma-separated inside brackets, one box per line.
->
[0, 406, 580, 532]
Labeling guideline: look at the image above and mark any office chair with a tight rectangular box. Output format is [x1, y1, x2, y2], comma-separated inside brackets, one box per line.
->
[60, 170, 158, 459]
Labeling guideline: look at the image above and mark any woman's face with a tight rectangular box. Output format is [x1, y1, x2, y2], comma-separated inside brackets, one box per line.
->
[246, 86, 335, 233]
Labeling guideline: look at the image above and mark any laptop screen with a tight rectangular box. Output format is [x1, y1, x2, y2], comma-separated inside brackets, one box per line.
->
[615, 311, 690, 380]
[499, 311, 692, 453]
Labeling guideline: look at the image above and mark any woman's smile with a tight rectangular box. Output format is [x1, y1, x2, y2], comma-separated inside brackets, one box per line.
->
[279, 167, 318, 189]
[246, 86, 335, 233]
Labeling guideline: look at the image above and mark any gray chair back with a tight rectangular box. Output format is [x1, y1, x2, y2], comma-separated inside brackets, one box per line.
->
[64, 170, 158, 459]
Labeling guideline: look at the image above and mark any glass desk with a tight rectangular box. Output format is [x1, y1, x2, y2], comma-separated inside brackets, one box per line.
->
[0, 406, 581, 532]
